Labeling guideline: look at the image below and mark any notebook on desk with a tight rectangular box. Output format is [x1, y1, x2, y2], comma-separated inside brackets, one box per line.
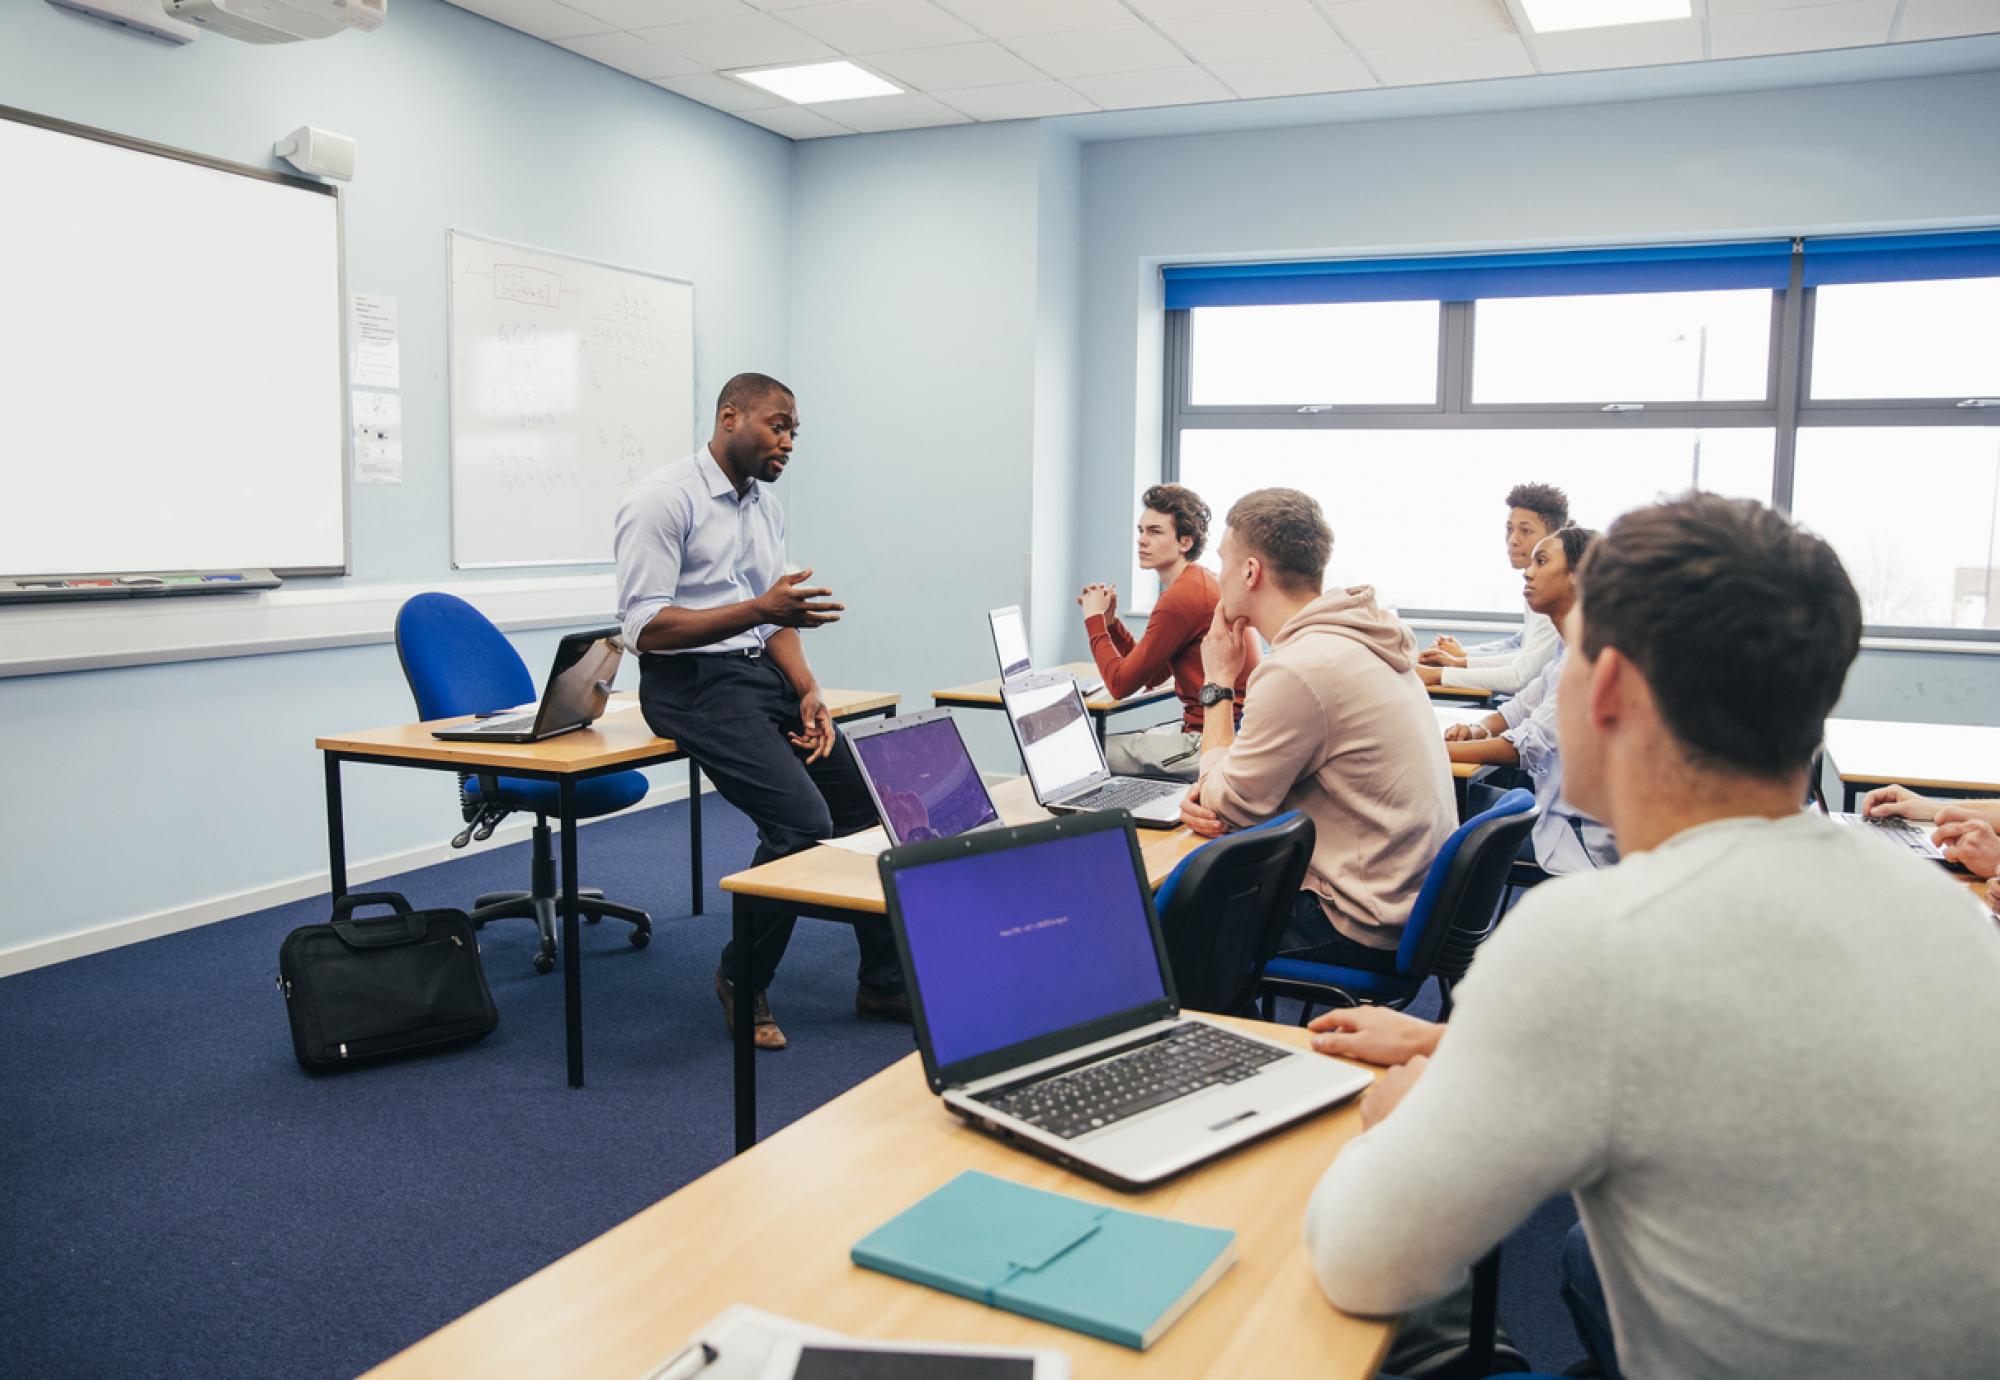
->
[430, 628, 622, 743]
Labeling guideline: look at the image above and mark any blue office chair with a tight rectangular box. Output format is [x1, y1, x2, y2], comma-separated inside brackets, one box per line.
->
[1259, 789, 1537, 1022]
[394, 593, 651, 974]
[1153, 812, 1315, 1016]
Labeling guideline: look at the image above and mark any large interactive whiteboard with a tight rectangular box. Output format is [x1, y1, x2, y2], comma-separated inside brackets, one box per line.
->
[447, 232, 694, 569]
[0, 107, 348, 579]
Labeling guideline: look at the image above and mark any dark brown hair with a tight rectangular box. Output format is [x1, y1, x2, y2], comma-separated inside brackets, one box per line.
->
[1226, 488, 1331, 594]
[1140, 483, 1212, 562]
[1506, 482, 1570, 531]
[1578, 494, 1861, 780]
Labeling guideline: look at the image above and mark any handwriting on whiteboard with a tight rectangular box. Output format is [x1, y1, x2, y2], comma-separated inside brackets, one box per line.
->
[492, 263, 562, 308]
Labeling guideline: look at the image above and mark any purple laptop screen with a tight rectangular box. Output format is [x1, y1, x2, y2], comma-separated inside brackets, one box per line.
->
[892, 827, 1168, 1068]
[852, 717, 999, 844]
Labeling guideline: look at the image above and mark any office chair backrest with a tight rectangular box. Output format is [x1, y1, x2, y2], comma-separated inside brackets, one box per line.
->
[1153, 812, 1315, 1015]
[1399, 788, 1538, 986]
[395, 592, 536, 721]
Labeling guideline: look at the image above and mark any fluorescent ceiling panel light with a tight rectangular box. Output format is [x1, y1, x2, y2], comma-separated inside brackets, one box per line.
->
[1519, 0, 1689, 33]
[733, 60, 901, 104]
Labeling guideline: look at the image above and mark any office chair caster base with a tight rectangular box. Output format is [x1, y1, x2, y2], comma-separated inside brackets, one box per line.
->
[532, 950, 557, 975]
[629, 928, 651, 949]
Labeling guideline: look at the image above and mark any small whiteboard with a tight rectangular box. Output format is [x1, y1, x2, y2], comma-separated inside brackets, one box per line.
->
[448, 232, 694, 568]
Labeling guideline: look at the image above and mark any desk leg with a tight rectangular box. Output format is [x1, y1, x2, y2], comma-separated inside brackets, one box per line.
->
[689, 760, 703, 916]
[1467, 1247, 1501, 1375]
[561, 778, 584, 1090]
[324, 753, 348, 902]
[1843, 783, 1859, 813]
[1092, 709, 1110, 742]
[733, 899, 755, 1153]
[1454, 774, 1470, 821]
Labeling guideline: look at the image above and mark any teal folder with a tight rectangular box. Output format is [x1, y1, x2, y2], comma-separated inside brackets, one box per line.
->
[850, 1170, 1237, 1351]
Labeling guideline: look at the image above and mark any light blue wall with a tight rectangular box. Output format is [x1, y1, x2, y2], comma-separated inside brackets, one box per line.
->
[0, 0, 790, 955]
[1068, 70, 2000, 724]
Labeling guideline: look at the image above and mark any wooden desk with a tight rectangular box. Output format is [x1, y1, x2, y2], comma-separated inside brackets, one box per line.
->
[316, 688, 898, 1088]
[364, 1016, 1394, 1380]
[934, 662, 1179, 738]
[1427, 682, 1493, 703]
[1823, 717, 2000, 810]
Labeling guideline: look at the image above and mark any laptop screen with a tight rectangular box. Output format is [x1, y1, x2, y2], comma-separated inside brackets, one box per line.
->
[536, 630, 621, 732]
[893, 826, 1169, 1069]
[989, 606, 1032, 681]
[1003, 677, 1104, 800]
[849, 716, 1000, 845]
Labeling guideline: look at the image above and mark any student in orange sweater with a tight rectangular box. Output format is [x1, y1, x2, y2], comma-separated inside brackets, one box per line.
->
[1077, 484, 1258, 781]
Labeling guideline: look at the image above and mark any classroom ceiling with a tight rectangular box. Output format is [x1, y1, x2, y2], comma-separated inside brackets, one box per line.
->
[444, 0, 2000, 138]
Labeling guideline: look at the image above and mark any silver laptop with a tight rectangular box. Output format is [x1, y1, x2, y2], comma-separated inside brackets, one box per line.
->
[1000, 673, 1185, 828]
[430, 628, 622, 743]
[846, 709, 1007, 847]
[879, 811, 1371, 1190]
[1809, 749, 1955, 866]
[988, 604, 1103, 696]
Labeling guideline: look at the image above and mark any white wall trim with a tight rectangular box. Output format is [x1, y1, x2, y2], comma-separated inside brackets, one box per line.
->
[0, 572, 617, 678]
[0, 774, 702, 978]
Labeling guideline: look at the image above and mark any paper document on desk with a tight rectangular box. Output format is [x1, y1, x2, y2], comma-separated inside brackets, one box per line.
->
[818, 826, 891, 856]
[641, 1304, 842, 1380]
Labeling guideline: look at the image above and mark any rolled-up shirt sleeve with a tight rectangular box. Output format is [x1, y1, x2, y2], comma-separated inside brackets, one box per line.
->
[613, 484, 689, 651]
[1499, 658, 1561, 778]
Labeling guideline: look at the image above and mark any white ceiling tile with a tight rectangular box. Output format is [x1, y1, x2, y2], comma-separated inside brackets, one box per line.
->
[931, 80, 1100, 119]
[780, 0, 981, 51]
[1207, 50, 1377, 96]
[807, 91, 973, 129]
[741, 0, 851, 7]
[862, 41, 1046, 88]
[1706, 0, 1841, 12]
[555, 29, 707, 75]
[1363, 33, 1536, 83]
[1066, 65, 1237, 109]
[1708, 0, 1896, 58]
[561, 0, 747, 27]
[640, 11, 838, 64]
[446, 0, 614, 41]
[1005, 24, 1192, 77]
[651, 71, 786, 109]
[1126, 0, 1314, 18]
[734, 105, 854, 136]
[1157, 7, 1348, 64]
[1896, 0, 2000, 41]
[1528, 16, 1703, 70]
[932, 0, 1137, 38]
[1328, 0, 1517, 49]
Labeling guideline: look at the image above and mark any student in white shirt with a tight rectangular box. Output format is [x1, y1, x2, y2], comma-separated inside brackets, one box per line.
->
[1443, 526, 1616, 875]
[1302, 494, 2000, 1380]
[1418, 482, 1569, 696]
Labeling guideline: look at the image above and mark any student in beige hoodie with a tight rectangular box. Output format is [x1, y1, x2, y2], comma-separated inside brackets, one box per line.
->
[1181, 488, 1457, 974]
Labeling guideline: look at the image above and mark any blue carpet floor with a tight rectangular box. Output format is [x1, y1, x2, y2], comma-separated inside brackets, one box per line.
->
[0, 794, 1582, 1377]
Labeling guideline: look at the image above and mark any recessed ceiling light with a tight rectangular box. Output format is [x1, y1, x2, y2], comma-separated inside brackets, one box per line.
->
[733, 61, 902, 105]
[1519, 0, 1690, 33]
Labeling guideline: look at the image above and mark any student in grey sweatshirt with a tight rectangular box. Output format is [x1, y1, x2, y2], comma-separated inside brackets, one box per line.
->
[1302, 493, 2000, 1380]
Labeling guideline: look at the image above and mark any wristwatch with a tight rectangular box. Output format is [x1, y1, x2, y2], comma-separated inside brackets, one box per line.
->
[1198, 683, 1235, 708]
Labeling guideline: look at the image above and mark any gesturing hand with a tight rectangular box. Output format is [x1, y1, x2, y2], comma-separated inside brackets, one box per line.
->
[757, 568, 844, 630]
[788, 688, 836, 764]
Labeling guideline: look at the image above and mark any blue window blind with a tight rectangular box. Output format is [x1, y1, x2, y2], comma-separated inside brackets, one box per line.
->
[1162, 241, 1794, 310]
[1800, 230, 2000, 287]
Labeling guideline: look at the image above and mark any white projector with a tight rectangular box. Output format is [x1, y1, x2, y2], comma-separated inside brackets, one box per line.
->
[160, 0, 383, 43]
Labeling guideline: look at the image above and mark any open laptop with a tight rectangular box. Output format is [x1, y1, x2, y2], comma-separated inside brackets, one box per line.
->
[879, 812, 1371, 1189]
[988, 604, 1104, 697]
[846, 710, 1007, 847]
[999, 673, 1186, 827]
[1808, 748, 1956, 865]
[431, 628, 622, 743]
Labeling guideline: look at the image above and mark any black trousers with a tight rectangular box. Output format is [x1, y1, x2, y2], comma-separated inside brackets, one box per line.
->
[1279, 891, 1402, 976]
[639, 651, 901, 994]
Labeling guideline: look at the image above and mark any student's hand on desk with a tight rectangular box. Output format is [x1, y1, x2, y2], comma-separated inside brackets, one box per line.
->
[1077, 583, 1117, 619]
[1932, 813, 2000, 878]
[788, 689, 836, 764]
[1358, 1055, 1428, 1130]
[1417, 648, 1466, 668]
[1431, 635, 1464, 658]
[1861, 784, 1937, 821]
[1179, 792, 1228, 838]
[1416, 664, 1443, 686]
[1444, 723, 1490, 742]
[1308, 1006, 1442, 1067]
[757, 569, 844, 630]
[1200, 606, 1248, 685]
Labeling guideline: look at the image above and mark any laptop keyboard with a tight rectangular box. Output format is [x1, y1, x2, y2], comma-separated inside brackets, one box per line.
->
[1837, 812, 1943, 858]
[472, 714, 537, 734]
[975, 1023, 1292, 1140]
[1066, 776, 1181, 812]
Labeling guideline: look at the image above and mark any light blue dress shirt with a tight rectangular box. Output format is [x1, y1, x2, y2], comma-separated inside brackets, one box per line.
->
[1500, 645, 1619, 875]
[613, 447, 785, 655]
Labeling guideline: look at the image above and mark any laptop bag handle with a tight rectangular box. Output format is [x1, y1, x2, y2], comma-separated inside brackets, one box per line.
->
[328, 891, 427, 948]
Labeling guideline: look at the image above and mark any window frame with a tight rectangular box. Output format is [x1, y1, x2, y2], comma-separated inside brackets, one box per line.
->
[1161, 243, 2000, 642]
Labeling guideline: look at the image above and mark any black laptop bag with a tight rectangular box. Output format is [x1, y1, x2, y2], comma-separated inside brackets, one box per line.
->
[277, 891, 498, 1071]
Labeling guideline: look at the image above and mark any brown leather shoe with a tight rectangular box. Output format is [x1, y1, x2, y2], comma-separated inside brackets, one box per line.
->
[714, 968, 786, 1050]
[855, 985, 912, 1023]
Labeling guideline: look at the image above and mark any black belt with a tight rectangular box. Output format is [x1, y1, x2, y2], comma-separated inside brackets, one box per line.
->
[647, 647, 764, 660]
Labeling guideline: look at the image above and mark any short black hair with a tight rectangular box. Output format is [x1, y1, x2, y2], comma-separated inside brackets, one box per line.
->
[1140, 483, 1212, 562]
[1550, 524, 1597, 571]
[1578, 494, 1861, 781]
[1506, 483, 1570, 531]
[716, 372, 793, 417]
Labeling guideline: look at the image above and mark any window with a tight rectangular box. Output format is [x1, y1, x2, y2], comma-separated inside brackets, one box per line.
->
[1162, 234, 2000, 638]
